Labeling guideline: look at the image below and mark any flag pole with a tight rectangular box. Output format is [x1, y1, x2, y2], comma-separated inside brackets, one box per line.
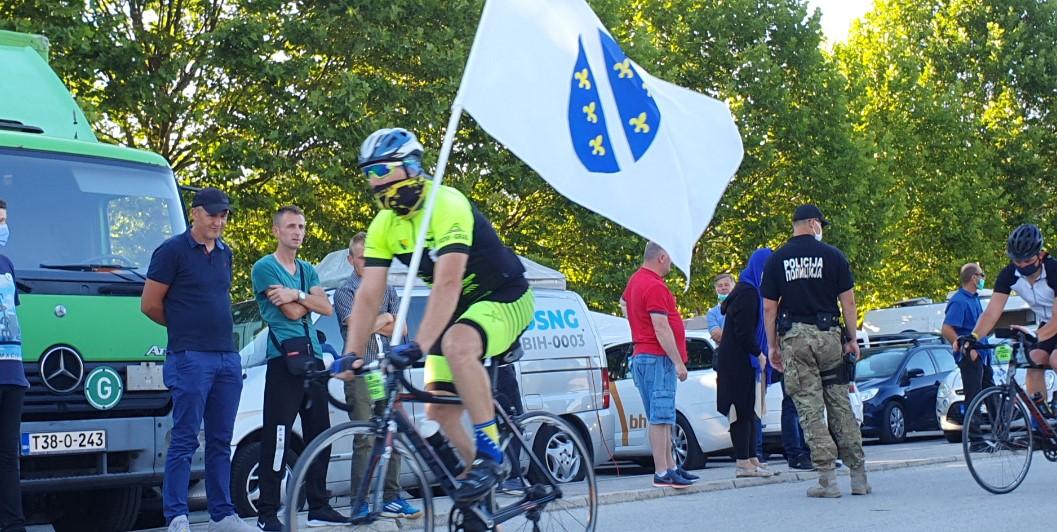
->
[385, 0, 494, 347]
[388, 104, 464, 345]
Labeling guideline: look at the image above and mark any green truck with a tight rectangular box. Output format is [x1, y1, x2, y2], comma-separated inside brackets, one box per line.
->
[1, 30, 192, 530]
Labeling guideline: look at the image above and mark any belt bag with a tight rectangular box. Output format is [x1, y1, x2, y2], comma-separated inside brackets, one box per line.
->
[269, 265, 314, 376]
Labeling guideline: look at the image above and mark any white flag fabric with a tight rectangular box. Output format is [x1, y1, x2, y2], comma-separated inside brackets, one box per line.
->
[455, 0, 744, 280]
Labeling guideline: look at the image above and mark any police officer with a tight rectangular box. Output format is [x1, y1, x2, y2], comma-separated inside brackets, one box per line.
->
[761, 204, 869, 498]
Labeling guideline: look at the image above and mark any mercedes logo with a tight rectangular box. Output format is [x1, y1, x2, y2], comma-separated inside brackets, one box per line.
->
[54, 305, 67, 318]
[39, 346, 85, 394]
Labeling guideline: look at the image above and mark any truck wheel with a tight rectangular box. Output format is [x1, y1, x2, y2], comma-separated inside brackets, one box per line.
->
[53, 486, 142, 532]
[231, 440, 304, 517]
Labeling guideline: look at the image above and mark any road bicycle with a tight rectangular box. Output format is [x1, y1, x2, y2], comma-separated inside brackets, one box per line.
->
[961, 328, 1057, 494]
[282, 348, 598, 531]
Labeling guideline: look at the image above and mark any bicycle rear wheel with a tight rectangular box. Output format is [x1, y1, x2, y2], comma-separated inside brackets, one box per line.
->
[283, 421, 434, 532]
[498, 412, 597, 532]
[962, 386, 1033, 494]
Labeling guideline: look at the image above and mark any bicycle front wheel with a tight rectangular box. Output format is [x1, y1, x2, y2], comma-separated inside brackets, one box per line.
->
[963, 386, 1034, 494]
[504, 411, 598, 532]
[283, 421, 434, 532]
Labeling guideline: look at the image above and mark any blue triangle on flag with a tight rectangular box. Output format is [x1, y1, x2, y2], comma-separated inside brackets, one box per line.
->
[599, 30, 660, 162]
[567, 36, 619, 173]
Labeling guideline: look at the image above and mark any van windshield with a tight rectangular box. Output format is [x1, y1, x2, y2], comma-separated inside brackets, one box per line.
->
[0, 148, 185, 275]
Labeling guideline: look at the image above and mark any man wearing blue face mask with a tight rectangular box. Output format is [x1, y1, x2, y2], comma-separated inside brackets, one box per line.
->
[0, 199, 28, 532]
[707, 273, 734, 345]
[943, 263, 992, 415]
[966, 224, 1057, 416]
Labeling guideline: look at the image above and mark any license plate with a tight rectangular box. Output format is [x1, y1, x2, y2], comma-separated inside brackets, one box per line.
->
[127, 362, 166, 391]
[21, 430, 106, 456]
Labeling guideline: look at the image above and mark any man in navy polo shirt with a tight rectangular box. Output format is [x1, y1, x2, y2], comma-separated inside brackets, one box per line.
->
[941, 262, 993, 417]
[142, 188, 253, 532]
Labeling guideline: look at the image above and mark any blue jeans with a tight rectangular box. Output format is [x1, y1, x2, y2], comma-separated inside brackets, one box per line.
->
[630, 355, 676, 425]
[755, 417, 766, 462]
[163, 351, 243, 523]
[780, 377, 809, 461]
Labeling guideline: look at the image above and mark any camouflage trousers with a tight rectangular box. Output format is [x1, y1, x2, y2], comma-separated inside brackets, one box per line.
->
[780, 322, 864, 471]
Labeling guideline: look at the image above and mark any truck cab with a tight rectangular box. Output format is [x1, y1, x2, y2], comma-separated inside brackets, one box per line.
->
[1, 30, 187, 531]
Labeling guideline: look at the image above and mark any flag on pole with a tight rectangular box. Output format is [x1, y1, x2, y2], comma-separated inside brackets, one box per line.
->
[454, 0, 744, 281]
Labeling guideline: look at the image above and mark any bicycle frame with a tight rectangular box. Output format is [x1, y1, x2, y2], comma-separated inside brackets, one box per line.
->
[986, 334, 1056, 444]
[317, 362, 566, 528]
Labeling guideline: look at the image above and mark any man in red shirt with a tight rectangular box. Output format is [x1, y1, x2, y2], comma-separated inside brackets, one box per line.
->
[621, 242, 694, 488]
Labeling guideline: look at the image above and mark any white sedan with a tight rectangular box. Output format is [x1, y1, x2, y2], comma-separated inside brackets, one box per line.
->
[595, 312, 863, 469]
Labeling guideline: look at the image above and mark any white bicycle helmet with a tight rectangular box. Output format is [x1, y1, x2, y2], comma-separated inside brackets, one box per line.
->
[358, 128, 424, 168]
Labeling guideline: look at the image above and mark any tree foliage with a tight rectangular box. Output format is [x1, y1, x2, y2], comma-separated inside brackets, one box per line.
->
[2, 0, 1055, 316]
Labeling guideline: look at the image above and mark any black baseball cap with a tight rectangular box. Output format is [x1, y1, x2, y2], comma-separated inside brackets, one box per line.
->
[793, 204, 829, 227]
[191, 187, 232, 214]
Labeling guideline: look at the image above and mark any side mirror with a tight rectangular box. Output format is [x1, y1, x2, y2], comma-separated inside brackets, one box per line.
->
[902, 367, 925, 384]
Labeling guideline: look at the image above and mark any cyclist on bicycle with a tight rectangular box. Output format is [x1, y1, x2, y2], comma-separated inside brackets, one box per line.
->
[333, 128, 534, 502]
[964, 224, 1057, 414]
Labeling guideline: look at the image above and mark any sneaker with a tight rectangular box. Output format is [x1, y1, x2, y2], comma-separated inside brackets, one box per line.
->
[168, 515, 191, 532]
[454, 457, 503, 502]
[652, 471, 692, 489]
[382, 497, 423, 519]
[789, 456, 815, 471]
[208, 514, 257, 532]
[306, 506, 347, 527]
[675, 466, 699, 481]
[499, 477, 527, 496]
[669, 468, 698, 483]
[256, 515, 282, 532]
[350, 502, 369, 521]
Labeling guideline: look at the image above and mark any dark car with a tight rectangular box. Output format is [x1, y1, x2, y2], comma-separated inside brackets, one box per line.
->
[855, 334, 957, 443]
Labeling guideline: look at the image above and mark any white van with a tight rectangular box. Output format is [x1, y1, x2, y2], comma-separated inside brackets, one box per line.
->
[203, 253, 615, 516]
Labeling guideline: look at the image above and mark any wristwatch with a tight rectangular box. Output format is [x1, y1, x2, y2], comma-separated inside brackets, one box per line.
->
[297, 290, 307, 302]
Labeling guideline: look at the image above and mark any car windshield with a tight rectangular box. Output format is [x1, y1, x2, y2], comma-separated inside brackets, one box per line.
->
[855, 348, 907, 380]
[0, 148, 185, 275]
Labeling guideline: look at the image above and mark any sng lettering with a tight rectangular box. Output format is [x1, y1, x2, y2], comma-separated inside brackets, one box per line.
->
[526, 309, 580, 331]
[784, 257, 824, 282]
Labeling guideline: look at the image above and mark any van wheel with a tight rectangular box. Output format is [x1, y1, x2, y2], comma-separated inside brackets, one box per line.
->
[879, 402, 907, 443]
[231, 440, 305, 517]
[529, 423, 586, 483]
[52, 486, 142, 532]
[672, 413, 706, 470]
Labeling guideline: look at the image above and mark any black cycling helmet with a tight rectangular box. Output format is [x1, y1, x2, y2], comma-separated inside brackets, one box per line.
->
[1006, 223, 1044, 261]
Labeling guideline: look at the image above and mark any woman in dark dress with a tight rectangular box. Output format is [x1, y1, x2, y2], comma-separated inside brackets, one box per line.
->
[717, 247, 775, 478]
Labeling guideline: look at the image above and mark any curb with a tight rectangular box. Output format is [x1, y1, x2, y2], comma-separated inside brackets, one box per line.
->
[387, 454, 964, 530]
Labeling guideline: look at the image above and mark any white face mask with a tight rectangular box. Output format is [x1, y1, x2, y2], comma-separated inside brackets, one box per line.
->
[813, 222, 823, 242]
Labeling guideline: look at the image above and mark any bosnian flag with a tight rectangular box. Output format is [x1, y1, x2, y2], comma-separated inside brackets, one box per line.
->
[454, 0, 744, 280]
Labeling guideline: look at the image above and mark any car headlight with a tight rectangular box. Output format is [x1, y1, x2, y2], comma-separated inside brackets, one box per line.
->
[938, 382, 951, 398]
[859, 388, 879, 402]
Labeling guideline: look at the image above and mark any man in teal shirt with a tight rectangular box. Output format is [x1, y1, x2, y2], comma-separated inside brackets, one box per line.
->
[250, 205, 344, 530]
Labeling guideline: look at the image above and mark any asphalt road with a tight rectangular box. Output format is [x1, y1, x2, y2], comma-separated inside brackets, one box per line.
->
[590, 457, 1057, 531]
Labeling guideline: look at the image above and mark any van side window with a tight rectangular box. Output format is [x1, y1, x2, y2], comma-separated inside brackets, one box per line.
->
[685, 338, 714, 371]
[605, 343, 631, 381]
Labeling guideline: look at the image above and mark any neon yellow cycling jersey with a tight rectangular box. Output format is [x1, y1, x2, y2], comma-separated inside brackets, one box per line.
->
[363, 182, 526, 307]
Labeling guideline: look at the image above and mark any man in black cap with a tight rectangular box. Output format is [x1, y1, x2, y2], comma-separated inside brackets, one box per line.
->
[761, 204, 868, 498]
[142, 188, 254, 532]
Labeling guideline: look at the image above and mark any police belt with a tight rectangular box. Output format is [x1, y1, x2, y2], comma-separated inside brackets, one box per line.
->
[787, 314, 837, 326]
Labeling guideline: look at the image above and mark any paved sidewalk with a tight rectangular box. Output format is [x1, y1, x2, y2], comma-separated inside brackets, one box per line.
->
[124, 436, 960, 531]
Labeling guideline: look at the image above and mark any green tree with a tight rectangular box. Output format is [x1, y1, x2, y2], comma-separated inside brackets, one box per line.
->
[835, 0, 1057, 306]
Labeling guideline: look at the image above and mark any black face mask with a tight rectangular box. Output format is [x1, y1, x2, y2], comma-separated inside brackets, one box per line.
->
[1016, 261, 1040, 277]
[373, 178, 424, 216]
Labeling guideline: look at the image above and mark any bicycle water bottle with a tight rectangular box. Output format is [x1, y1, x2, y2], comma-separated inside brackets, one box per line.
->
[364, 369, 385, 401]
[419, 420, 464, 475]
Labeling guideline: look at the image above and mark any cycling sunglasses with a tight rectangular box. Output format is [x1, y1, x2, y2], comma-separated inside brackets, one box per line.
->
[362, 161, 404, 179]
